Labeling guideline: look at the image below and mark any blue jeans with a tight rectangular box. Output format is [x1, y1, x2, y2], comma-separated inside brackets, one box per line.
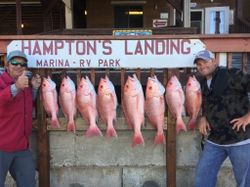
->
[0, 149, 35, 187]
[195, 141, 250, 187]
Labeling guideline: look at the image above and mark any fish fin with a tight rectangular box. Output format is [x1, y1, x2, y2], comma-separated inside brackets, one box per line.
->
[51, 117, 60, 128]
[176, 117, 187, 133]
[154, 132, 166, 145]
[106, 126, 117, 138]
[132, 132, 144, 147]
[67, 122, 76, 133]
[85, 126, 102, 137]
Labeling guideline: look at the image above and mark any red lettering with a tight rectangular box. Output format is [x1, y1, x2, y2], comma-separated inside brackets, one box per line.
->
[125, 41, 133, 55]
[170, 40, 180, 54]
[33, 41, 42, 55]
[102, 40, 112, 55]
[181, 39, 191, 54]
[22, 40, 32, 55]
[43, 41, 53, 55]
[55, 40, 64, 55]
[65, 40, 74, 55]
[134, 41, 143, 55]
[155, 40, 165, 55]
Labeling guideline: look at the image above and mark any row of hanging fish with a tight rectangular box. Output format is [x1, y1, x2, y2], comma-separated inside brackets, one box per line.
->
[40, 74, 202, 147]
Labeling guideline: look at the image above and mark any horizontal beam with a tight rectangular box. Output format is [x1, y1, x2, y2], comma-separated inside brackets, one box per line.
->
[0, 34, 250, 53]
[32, 117, 169, 131]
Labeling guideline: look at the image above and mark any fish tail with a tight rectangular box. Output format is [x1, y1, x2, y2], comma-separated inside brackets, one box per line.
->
[154, 132, 166, 145]
[176, 117, 187, 134]
[188, 117, 196, 131]
[132, 132, 144, 147]
[106, 127, 117, 138]
[51, 117, 60, 128]
[67, 122, 76, 133]
[86, 125, 102, 137]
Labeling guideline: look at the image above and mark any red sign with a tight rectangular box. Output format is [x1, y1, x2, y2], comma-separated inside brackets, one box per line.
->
[153, 19, 168, 28]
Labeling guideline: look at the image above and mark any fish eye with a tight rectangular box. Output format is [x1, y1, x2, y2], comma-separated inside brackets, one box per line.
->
[100, 85, 103, 88]
[43, 84, 46, 87]
[62, 84, 65, 86]
[149, 86, 152, 90]
[80, 85, 83, 88]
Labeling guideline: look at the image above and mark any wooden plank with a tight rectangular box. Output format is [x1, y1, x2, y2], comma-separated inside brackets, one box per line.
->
[227, 53, 233, 69]
[16, 0, 23, 35]
[242, 52, 248, 74]
[90, 69, 96, 84]
[43, 116, 169, 131]
[37, 69, 50, 187]
[166, 69, 177, 187]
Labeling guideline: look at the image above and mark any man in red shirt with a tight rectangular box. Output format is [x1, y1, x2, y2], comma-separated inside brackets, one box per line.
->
[0, 50, 41, 187]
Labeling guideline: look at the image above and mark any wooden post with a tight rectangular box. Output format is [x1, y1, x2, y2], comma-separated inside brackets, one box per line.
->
[37, 70, 50, 187]
[242, 52, 248, 74]
[165, 69, 177, 187]
[16, 0, 23, 35]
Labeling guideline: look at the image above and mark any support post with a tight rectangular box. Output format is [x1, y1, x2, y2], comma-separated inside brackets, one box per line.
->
[166, 69, 177, 187]
[37, 70, 50, 187]
[16, 0, 23, 35]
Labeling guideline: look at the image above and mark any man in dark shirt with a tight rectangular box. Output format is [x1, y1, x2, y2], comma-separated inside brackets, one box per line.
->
[194, 50, 250, 187]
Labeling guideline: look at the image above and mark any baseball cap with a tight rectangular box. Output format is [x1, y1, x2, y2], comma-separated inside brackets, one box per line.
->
[6, 50, 28, 63]
[194, 50, 214, 64]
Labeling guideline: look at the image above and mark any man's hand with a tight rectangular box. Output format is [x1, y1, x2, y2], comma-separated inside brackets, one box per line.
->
[15, 71, 29, 90]
[230, 111, 250, 132]
[197, 116, 211, 135]
[31, 73, 41, 89]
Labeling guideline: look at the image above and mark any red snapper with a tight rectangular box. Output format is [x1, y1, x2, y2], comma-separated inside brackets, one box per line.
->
[122, 74, 145, 147]
[97, 76, 118, 138]
[76, 76, 102, 137]
[59, 76, 77, 132]
[185, 75, 202, 130]
[165, 76, 187, 133]
[41, 76, 60, 128]
[145, 75, 166, 144]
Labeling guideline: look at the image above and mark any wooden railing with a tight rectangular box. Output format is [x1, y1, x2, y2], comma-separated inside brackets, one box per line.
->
[0, 34, 250, 187]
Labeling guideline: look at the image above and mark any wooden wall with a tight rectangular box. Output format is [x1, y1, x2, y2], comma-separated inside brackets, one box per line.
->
[86, 0, 171, 28]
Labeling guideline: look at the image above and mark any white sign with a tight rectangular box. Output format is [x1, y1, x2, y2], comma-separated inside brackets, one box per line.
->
[160, 12, 168, 19]
[7, 39, 205, 69]
[153, 19, 168, 28]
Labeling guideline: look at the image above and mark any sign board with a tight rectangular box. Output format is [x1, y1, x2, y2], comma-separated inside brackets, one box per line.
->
[7, 39, 205, 69]
[113, 29, 152, 36]
[160, 13, 168, 19]
[153, 19, 168, 28]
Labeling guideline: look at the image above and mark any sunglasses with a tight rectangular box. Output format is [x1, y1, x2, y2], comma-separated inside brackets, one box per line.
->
[10, 60, 28, 67]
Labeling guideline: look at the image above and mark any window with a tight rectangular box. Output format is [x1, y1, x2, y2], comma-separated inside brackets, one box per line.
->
[114, 5, 143, 28]
[191, 9, 204, 34]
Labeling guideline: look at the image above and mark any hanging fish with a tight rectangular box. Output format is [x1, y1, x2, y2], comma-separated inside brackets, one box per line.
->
[97, 75, 118, 138]
[76, 76, 102, 137]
